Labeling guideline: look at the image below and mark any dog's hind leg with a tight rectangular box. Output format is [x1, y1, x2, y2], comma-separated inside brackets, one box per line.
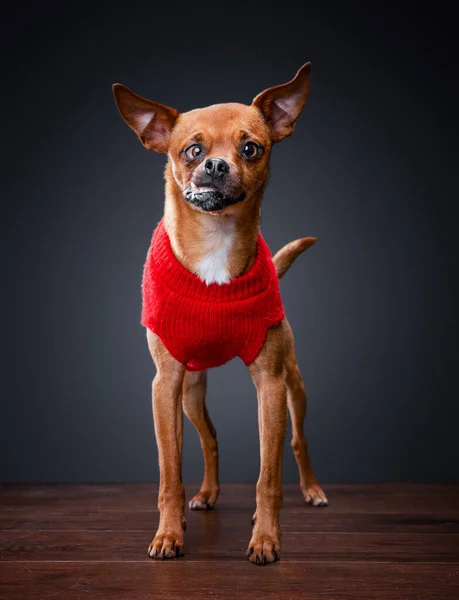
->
[182, 370, 220, 510]
[283, 319, 328, 506]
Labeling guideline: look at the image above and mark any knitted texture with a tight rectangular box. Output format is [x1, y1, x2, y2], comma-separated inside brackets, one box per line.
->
[141, 218, 285, 371]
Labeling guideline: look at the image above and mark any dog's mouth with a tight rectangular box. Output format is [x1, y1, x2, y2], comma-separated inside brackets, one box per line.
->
[184, 186, 245, 213]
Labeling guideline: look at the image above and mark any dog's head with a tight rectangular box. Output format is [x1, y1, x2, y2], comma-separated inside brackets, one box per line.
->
[113, 64, 311, 214]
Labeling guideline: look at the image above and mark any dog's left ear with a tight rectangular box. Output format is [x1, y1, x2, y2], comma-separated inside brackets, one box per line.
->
[112, 84, 179, 153]
[252, 62, 311, 142]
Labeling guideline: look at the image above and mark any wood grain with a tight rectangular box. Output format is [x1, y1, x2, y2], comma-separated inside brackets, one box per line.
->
[0, 563, 458, 600]
[0, 484, 458, 599]
[2, 510, 458, 533]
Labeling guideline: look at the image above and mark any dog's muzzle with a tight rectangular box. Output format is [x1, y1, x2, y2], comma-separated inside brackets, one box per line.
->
[184, 188, 245, 212]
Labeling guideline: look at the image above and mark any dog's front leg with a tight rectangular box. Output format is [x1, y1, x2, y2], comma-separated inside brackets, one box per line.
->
[247, 322, 287, 565]
[146, 331, 186, 560]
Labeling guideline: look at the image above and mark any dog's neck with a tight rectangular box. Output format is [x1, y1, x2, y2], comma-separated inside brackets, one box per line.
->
[163, 165, 263, 284]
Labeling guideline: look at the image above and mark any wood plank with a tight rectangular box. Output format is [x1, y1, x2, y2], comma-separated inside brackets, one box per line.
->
[1, 484, 458, 598]
[0, 562, 457, 599]
[1, 484, 459, 513]
[0, 530, 458, 562]
[2, 510, 458, 533]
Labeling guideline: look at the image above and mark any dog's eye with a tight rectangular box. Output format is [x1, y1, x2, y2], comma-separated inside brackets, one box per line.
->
[184, 144, 203, 160]
[242, 142, 261, 159]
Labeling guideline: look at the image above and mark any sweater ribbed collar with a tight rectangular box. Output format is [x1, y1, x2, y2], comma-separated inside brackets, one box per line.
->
[146, 218, 276, 303]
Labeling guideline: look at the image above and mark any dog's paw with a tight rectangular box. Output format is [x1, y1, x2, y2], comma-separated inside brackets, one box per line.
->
[189, 488, 219, 510]
[147, 533, 184, 560]
[246, 534, 280, 566]
[303, 483, 328, 507]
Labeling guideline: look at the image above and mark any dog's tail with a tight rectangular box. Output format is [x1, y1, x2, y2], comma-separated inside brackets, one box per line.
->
[272, 237, 317, 279]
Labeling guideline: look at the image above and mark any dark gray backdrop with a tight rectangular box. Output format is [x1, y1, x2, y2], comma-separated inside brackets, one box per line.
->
[1, 2, 457, 483]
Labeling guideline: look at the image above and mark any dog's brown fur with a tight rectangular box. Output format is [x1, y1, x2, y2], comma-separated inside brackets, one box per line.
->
[113, 63, 327, 566]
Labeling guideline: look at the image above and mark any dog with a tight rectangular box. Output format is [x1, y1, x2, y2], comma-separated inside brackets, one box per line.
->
[113, 62, 327, 566]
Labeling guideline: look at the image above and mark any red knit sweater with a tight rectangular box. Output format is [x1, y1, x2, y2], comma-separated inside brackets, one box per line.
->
[141, 219, 285, 371]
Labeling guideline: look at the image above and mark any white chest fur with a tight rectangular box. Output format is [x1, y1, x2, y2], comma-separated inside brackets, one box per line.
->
[196, 219, 234, 285]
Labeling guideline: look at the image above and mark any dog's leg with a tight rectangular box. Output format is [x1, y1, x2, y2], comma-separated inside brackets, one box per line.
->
[182, 370, 220, 510]
[247, 322, 287, 565]
[146, 330, 187, 559]
[283, 319, 328, 506]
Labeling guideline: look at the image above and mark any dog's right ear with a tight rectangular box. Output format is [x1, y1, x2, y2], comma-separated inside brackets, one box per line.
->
[112, 84, 179, 153]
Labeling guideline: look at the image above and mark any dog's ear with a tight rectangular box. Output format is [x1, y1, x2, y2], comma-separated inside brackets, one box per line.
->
[252, 63, 311, 142]
[112, 84, 179, 152]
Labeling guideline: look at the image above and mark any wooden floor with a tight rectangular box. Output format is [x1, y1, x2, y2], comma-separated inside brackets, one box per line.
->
[0, 484, 458, 599]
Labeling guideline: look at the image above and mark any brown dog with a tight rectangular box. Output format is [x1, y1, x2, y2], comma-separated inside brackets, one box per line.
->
[113, 63, 327, 566]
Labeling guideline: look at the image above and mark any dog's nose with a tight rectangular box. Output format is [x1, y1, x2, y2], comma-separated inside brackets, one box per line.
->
[205, 158, 229, 179]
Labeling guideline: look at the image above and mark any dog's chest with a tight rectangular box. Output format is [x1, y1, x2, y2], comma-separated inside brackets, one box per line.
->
[195, 221, 234, 285]
[141, 218, 285, 371]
